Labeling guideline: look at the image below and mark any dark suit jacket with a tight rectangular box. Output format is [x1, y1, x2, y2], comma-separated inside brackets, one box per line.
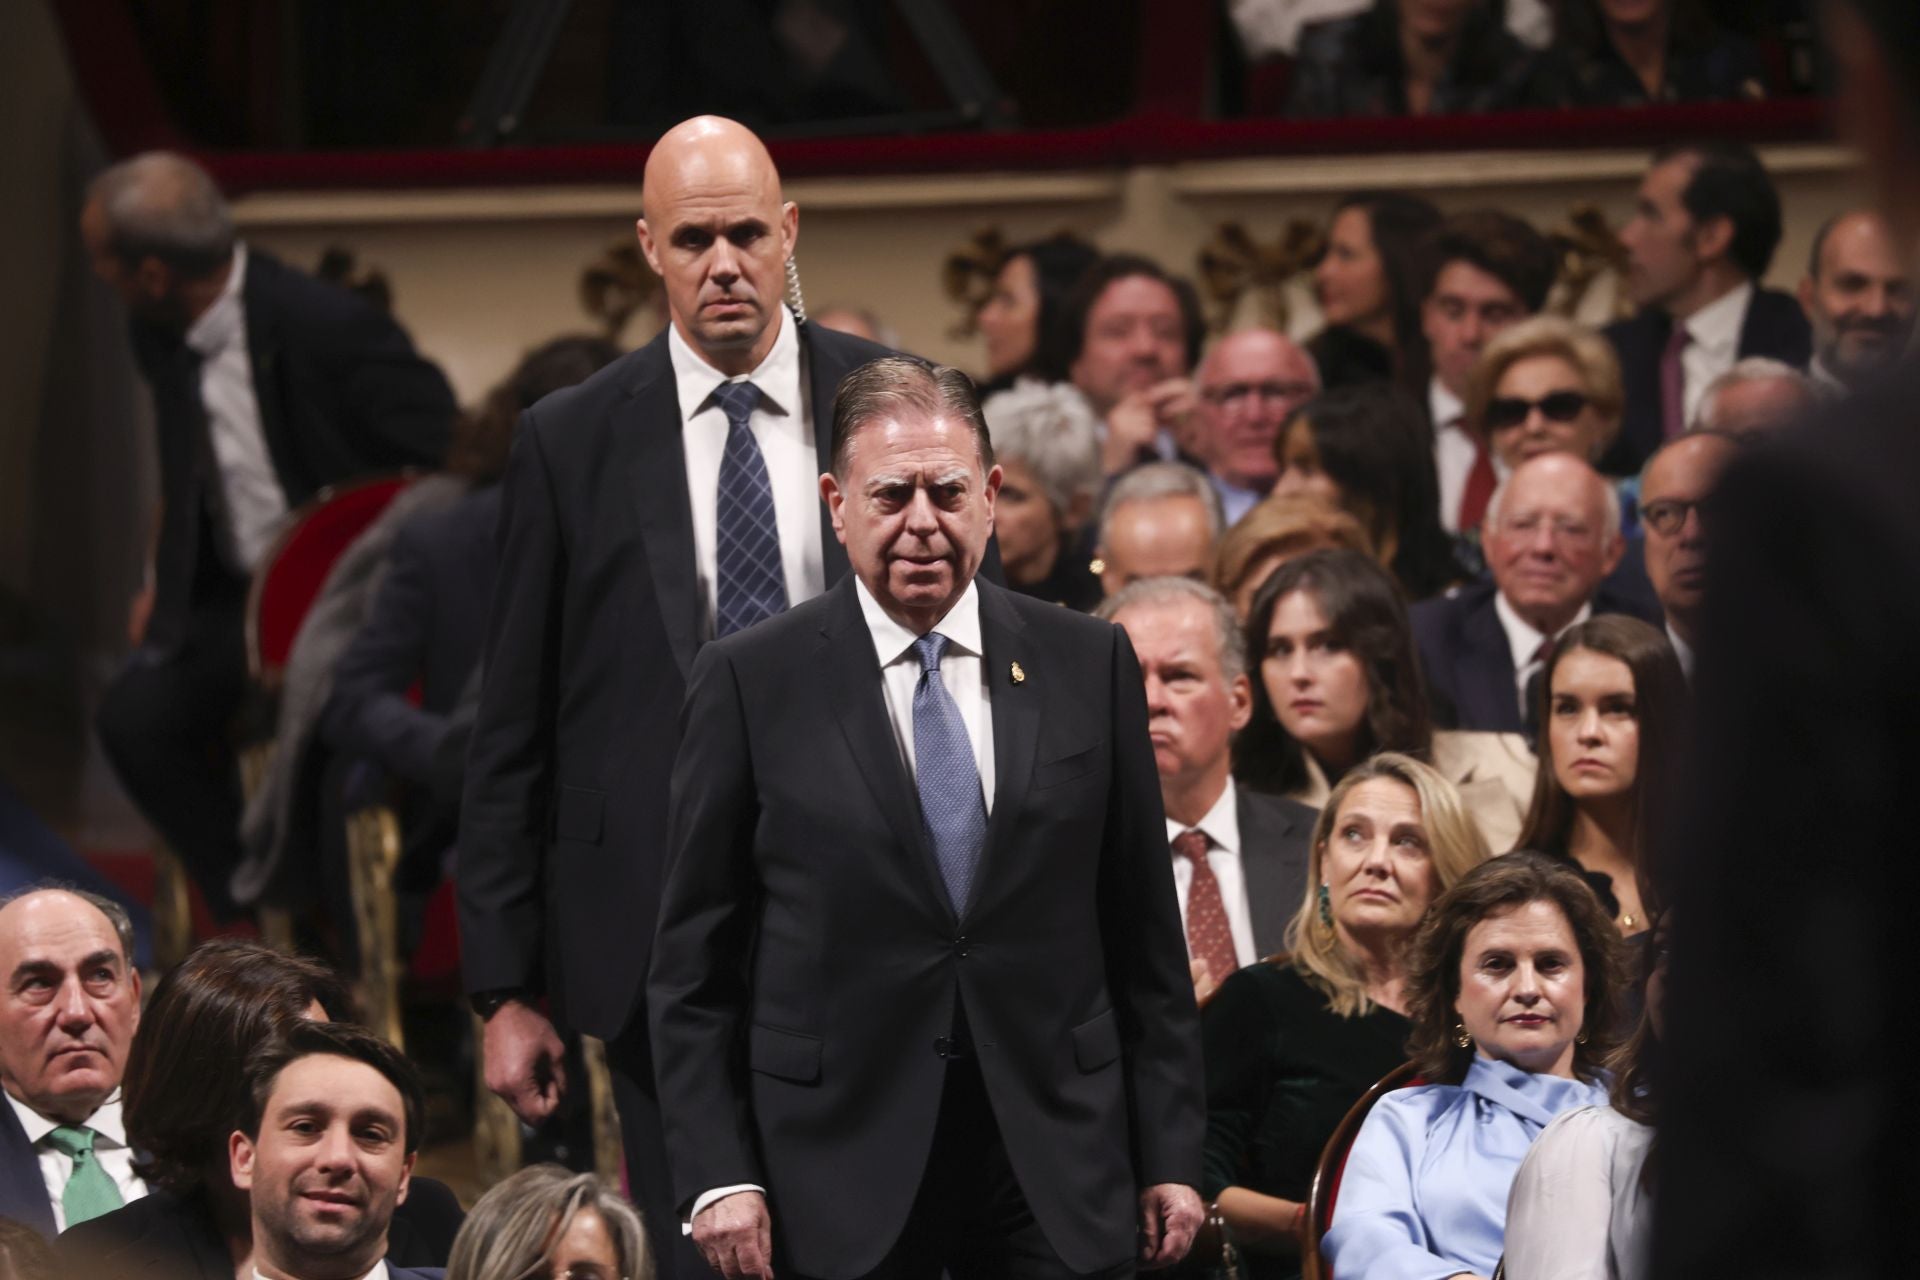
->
[56, 1177, 465, 1278]
[129, 249, 454, 650]
[1410, 578, 1663, 734]
[457, 318, 895, 1041]
[1237, 788, 1316, 958]
[1599, 286, 1811, 475]
[648, 575, 1204, 1278]
[0, 1096, 55, 1238]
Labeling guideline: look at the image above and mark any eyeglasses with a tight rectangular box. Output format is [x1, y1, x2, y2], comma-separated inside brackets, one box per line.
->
[1484, 390, 1589, 432]
[1202, 380, 1317, 408]
[1640, 497, 1712, 537]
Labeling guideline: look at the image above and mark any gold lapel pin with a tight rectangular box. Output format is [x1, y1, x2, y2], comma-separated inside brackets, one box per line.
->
[1010, 661, 1026, 685]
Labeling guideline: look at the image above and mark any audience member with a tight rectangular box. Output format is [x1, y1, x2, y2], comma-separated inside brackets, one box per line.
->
[1288, 0, 1553, 118]
[809, 306, 895, 347]
[0, 1215, 57, 1278]
[1308, 193, 1442, 390]
[1467, 315, 1626, 480]
[1095, 463, 1224, 597]
[1637, 432, 1736, 675]
[975, 232, 1101, 391]
[59, 940, 461, 1278]
[1688, 357, 1818, 438]
[1603, 142, 1810, 473]
[1550, 0, 1768, 107]
[1412, 454, 1657, 736]
[1505, 908, 1667, 1280]
[1060, 254, 1207, 474]
[1194, 329, 1321, 524]
[1515, 616, 1688, 934]
[230, 1022, 435, 1280]
[0, 887, 144, 1237]
[1798, 208, 1915, 395]
[1099, 579, 1318, 1003]
[1200, 754, 1489, 1279]
[445, 1165, 650, 1280]
[1271, 386, 1459, 600]
[1322, 852, 1625, 1280]
[1212, 495, 1372, 622]
[1236, 549, 1536, 851]
[1418, 211, 1558, 533]
[82, 153, 456, 921]
[980, 381, 1104, 611]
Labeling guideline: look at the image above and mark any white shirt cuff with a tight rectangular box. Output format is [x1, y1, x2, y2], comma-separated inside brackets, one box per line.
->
[683, 1184, 765, 1235]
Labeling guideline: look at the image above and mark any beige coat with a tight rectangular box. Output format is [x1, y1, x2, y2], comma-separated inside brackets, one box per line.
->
[1288, 730, 1537, 854]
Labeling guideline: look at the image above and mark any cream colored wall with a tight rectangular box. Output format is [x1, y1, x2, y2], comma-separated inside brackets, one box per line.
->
[234, 143, 1863, 406]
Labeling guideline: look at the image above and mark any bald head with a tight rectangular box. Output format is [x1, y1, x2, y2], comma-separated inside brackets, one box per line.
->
[636, 117, 799, 376]
[1640, 432, 1736, 637]
[81, 151, 235, 328]
[1485, 453, 1625, 634]
[1196, 328, 1319, 490]
[1801, 207, 1916, 387]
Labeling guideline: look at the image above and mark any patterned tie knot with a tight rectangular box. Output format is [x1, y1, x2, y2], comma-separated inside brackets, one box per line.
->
[712, 379, 762, 428]
[44, 1125, 96, 1159]
[914, 632, 951, 675]
[1173, 829, 1210, 864]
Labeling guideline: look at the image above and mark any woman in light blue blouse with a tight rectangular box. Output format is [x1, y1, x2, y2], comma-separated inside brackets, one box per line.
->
[1322, 851, 1628, 1280]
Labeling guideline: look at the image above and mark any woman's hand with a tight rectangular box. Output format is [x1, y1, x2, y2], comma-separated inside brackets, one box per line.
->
[1215, 1185, 1306, 1255]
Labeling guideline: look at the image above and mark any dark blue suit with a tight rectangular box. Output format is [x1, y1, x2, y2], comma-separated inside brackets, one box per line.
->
[0, 1094, 56, 1238]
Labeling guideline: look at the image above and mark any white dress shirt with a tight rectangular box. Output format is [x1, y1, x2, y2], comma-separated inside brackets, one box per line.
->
[669, 310, 827, 634]
[1430, 378, 1478, 535]
[185, 243, 290, 571]
[1165, 776, 1257, 968]
[255, 1264, 387, 1280]
[6, 1088, 149, 1232]
[1666, 622, 1695, 681]
[1494, 592, 1592, 720]
[1678, 281, 1754, 429]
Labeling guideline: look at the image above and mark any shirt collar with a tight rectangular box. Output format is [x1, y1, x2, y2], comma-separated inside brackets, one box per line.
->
[7, 1086, 129, 1147]
[854, 575, 983, 669]
[668, 305, 800, 427]
[1493, 591, 1591, 669]
[1462, 1054, 1608, 1129]
[185, 243, 249, 357]
[1681, 280, 1753, 357]
[1429, 376, 1465, 431]
[254, 1263, 388, 1280]
[1167, 776, 1240, 855]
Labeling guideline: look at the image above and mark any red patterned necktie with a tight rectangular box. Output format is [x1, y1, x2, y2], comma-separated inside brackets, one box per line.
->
[1174, 829, 1238, 984]
[1458, 439, 1498, 533]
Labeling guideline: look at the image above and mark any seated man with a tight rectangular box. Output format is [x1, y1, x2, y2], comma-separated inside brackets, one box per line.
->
[1060, 255, 1207, 475]
[0, 886, 146, 1236]
[1690, 358, 1820, 440]
[1799, 208, 1915, 396]
[1412, 453, 1660, 736]
[1098, 578, 1315, 1003]
[1638, 431, 1736, 680]
[1095, 463, 1224, 598]
[1192, 329, 1319, 526]
[230, 1021, 439, 1280]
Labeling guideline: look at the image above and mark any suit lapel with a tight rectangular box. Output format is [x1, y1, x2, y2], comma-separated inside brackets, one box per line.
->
[1462, 592, 1522, 733]
[802, 321, 853, 585]
[975, 582, 1037, 915]
[1238, 792, 1304, 958]
[0, 1099, 56, 1238]
[242, 257, 303, 499]
[623, 339, 703, 680]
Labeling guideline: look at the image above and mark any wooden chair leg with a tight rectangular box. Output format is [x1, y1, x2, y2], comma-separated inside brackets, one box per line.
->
[472, 1013, 524, 1185]
[152, 847, 195, 970]
[583, 1035, 625, 1184]
[345, 804, 405, 1049]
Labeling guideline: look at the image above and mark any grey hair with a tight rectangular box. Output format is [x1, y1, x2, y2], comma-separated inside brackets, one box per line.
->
[445, 1164, 652, 1280]
[829, 356, 992, 479]
[1096, 462, 1225, 552]
[1095, 575, 1248, 681]
[1689, 357, 1817, 433]
[0, 882, 136, 969]
[981, 381, 1102, 517]
[1484, 462, 1623, 543]
[86, 152, 235, 278]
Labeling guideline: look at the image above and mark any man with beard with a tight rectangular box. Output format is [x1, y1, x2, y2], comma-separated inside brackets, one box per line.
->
[1799, 208, 1916, 395]
[229, 1022, 436, 1280]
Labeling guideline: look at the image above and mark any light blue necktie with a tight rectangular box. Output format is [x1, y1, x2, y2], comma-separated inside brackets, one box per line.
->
[912, 632, 988, 914]
[712, 380, 788, 637]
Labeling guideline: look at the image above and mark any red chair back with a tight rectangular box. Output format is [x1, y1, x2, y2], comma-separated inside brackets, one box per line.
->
[1300, 1060, 1423, 1280]
[246, 474, 416, 686]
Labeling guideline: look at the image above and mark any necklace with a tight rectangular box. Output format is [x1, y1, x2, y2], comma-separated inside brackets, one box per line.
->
[1620, 911, 1638, 929]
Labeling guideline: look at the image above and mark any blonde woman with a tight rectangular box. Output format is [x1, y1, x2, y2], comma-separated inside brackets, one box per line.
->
[1211, 493, 1373, 623]
[445, 1165, 652, 1280]
[1465, 316, 1626, 478]
[1199, 753, 1490, 1279]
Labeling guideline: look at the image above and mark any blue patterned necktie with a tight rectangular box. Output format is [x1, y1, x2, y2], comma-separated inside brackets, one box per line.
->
[912, 632, 988, 914]
[712, 380, 788, 637]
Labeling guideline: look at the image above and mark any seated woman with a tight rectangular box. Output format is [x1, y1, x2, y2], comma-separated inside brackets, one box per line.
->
[446, 1163, 651, 1280]
[1236, 548, 1535, 850]
[974, 232, 1101, 394]
[1289, 0, 1556, 119]
[1504, 908, 1667, 1279]
[58, 940, 463, 1279]
[1466, 315, 1626, 484]
[1551, 0, 1768, 108]
[1322, 851, 1626, 1280]
[1202, 753, 1490, 1278]
[1515, 615, 1687, 935]
[1306, 192, 1441, 391]
[1271, 387, 1461, 600]
[981, 380, 1105, 611]
[1213, 493, 1373, 622]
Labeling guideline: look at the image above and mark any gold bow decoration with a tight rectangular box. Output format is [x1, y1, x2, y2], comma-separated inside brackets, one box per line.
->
[579, 239, 662, 340]
[1547, 205, 1632, 321]
[1196, 220, 1325, 335]
[942, 226, 1011, 339]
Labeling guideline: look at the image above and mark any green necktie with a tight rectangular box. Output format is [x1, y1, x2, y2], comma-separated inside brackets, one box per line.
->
[44, 1124, 124, 1226]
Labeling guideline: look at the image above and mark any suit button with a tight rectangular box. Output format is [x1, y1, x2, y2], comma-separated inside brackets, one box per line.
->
[954, 935, 969, 957]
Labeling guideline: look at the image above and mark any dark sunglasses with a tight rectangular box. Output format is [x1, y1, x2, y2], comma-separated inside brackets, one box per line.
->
[1484, 390, 1589, 432]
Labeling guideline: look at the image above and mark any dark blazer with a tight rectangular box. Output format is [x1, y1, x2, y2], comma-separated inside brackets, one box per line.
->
[1598, 287, 1812, 476]
[1238, 788, 1316, 958]
[1410, 577, 1663, 734]
[0, 1096, 55, 1238]
[648, 575, 1204, 1279]
[129, 249, 454, 649]
[56, 1177, 464, 1278]
[1288, 1, 1555, 118]
[457, 318, 894, 1041]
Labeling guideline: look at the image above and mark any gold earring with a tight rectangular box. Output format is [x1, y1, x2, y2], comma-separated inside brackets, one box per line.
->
[1453, 1023, 1471, 1049]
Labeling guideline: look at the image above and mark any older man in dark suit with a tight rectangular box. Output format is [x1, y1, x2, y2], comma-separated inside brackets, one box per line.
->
[456, 117, 893, 1278]
[1097, 578, 1314, 1003]
[650, 358, 1203, 1279]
